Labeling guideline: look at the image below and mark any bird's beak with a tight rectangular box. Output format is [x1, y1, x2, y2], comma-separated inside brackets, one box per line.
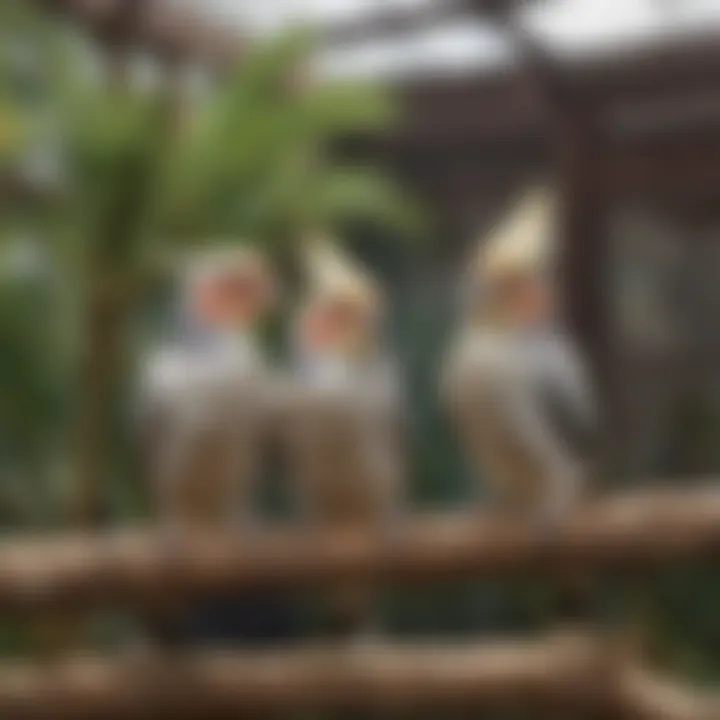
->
[196, 268, 276, 331]
[299, 298, 373, 357]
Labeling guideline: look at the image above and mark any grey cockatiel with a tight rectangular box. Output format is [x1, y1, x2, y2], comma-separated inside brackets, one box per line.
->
[140, 246, 277, 533]
[442, 188, 600, 627]
[284, 238, 405, 639]
[137, 246, 278, 647]
[442, 188, 599, 526]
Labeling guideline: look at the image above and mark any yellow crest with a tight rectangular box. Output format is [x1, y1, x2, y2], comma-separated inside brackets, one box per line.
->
[475, 186, 557, 283]
[303, 234, 381, 315]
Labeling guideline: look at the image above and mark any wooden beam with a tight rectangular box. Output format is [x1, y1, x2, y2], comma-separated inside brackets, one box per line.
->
[36, 0, 521, 52]
[320, 0, 468, 46]
[321, 0, 528, 45]
[560, 31, 720, 104]
[35, 0, 720, 95]
[606, 131, 720, 205]
[27, 2, 720, 142]
[556, 99, 610, 379]
[35, 0, 470, 62]
[502, 0, 612, 388]
[0, 486, 719, 613]
[0, 634, 715, 719]
[391, 70, 550, 144]
[34, 0, 247, 66]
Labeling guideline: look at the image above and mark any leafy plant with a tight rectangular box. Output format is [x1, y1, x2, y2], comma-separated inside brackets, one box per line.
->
[1, 13, 418, 524]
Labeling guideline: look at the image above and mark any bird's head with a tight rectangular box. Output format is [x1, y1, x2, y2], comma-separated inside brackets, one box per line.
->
[297, 235, 382, 361]
[298, 291, 381, 361]
[466, 266, 555, 331]
[184, 246, 276, 335]
[466, 186, 557, 329]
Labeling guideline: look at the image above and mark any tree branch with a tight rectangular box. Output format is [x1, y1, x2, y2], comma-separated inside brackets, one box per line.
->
[0, 485, 719, 613]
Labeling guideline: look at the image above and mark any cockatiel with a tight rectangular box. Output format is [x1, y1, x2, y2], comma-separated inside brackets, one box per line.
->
[441, 188, 599, 526]
[285, 237, 405, 640]
[137, 245, 277, 647]
[140, 245, 277, 534]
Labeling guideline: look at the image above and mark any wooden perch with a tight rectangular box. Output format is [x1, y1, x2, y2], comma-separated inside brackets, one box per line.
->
[0, 486, 719, 613]
[621, 666, 720, 720]
[0, 634, 715, 719]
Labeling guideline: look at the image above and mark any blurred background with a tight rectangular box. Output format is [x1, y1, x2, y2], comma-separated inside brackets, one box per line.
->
[1, 0, 720, 704]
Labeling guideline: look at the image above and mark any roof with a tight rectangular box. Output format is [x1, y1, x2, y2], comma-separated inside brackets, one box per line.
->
[193, 0, 720, 80]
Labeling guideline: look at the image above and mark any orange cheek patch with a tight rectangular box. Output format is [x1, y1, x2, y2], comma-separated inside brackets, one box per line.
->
[195, 271, 274, 328]
[300, 302, 368, 351]
[197, 284, 237, 325]
[301, 310, 339, 348]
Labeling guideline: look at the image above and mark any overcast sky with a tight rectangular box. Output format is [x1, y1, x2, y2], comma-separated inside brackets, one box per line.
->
[193, 0, 720, 78]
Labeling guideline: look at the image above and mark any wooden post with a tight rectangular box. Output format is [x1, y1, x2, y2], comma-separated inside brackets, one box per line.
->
[556, 101, 609, 381]
[505, 16, 619, 481]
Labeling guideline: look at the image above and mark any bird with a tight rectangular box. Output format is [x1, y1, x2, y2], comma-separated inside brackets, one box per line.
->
[441, 188, 599, 624]
[283, 236, 405, 641]
[136, 244, 278, 648]
[442, 187, 598, 524]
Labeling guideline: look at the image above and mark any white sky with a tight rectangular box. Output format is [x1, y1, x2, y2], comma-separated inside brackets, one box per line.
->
[197, 0, 720, 78]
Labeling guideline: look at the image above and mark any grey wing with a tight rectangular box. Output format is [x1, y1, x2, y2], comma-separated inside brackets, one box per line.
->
[496, 348, 581, 481]
[536, 336, 600, 466]
[497, 335, 601, 519]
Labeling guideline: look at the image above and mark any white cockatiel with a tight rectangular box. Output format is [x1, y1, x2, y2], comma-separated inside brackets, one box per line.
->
[285, 237, 405, 639]
[139, 245, 277, 535]
[442, 187, 599, 526]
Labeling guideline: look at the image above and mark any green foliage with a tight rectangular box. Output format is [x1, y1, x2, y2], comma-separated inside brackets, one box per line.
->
[0, 4, 720, 686]
[0, 239, 68, 526]
[4, 17, 417, 273]
[154, 29, 416, 247]
[0, 13, 417, 516]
